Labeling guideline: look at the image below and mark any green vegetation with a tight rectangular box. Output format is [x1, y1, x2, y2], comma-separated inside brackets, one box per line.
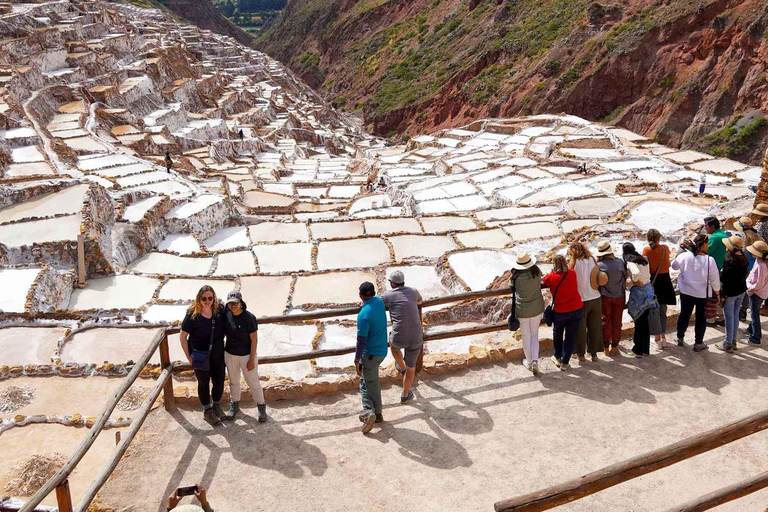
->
[602, 104, 628, 123]
[658, 74, 675, 90]
[299, 51, 321, 67]
[703, 116, 767, 158]
[461, 64, 512, 106]
[558, 56, 590, 88]
[545, 60, 561, 76]
[127, 0, 157, 8]
[214, 0, 285, 36]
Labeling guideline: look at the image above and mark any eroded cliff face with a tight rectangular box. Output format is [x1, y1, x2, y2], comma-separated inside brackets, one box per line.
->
[257, 0, 768, 164]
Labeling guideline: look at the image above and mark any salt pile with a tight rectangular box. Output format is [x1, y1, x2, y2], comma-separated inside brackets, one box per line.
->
[117, 387, 150, 411]
[0, 385, 36, 413]
[3, 453, 67, 496]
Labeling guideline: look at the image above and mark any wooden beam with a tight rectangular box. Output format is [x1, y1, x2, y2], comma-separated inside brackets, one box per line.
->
[54, 480, 72, 512]
[663, 470, 768, 512]
[76, 234, 85, 286]
[19, 328, 169, 512]
[158, 333, 175, 411]
[74, 367, 172, 512]
[494, 408, 768, 511]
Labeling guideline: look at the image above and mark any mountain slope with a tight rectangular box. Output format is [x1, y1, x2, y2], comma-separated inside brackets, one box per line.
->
[256, 0, 768, 164]
[147, 0, 254, 46]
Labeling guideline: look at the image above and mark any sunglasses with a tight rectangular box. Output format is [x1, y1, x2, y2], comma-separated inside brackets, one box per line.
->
[201, 296, 214, 302]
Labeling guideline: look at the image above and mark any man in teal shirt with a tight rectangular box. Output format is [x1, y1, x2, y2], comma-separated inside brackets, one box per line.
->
[355, 281, 388, 433]
[705, 216, 728, 325]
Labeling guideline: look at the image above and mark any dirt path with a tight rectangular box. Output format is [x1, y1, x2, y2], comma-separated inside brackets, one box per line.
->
[100, 324, 768, 512]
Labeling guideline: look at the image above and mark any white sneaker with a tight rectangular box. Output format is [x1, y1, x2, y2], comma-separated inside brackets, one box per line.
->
[551, 355, 561, 368]
[560, 363, 570, 371]
[661, 339, 669, 349]
[531, 361, 539, 376]
[522, 359, 532, 371]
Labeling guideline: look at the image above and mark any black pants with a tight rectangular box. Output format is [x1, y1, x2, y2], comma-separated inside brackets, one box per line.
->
[194, 353, 226, 407]
[677, 294, 707, 344]
[632, 309, 650, 355]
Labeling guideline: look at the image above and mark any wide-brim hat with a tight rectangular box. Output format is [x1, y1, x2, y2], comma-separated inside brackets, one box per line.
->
[736, 216, 753, 230]
[747, 241, 768, 259]
[723, 235, 744, 251]
[594, 240, 613, 257]
[511, 251, 536, 270]
[751, 204, 768, 217]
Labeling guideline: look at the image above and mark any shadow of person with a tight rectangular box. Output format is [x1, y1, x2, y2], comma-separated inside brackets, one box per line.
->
[415, 380, 494, 436]
[227, 407, 328, 478]
[379, 416, 472, 470]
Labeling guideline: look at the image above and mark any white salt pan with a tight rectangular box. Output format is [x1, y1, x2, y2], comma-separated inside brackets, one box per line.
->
[68, 275, 159, 310]
[203, 226, 250, 251]
[0, 268, 41, 313]
[253, 243, 312, 273]
[158, 234, 200, 255]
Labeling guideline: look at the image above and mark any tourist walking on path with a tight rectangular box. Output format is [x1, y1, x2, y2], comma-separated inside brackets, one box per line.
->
[569, 241, 603, 362]
[542, 255, 583, 371]
[509, 252, 545, 375]
[382, 270, 423, 404]
[705, 216, 728, 326]
[356, 281, 388, 433]
[735, 216, 762, 320]
[715, 237, 748, 353]
[165, 150, 173, 173]
[222, 291, 266, 422]
[643, 229, 677, 350]
[596, 241, 626, 356]
[745, 241, 768, 346]
[180, 285, 227, 426]
[672, 235, 721, 351]
[623, 243, 657, 357]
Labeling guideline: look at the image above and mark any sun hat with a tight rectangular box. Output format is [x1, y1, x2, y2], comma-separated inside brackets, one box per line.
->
[594, 240, 613, 257]
[751, 204, 768, 217]
[226, 291, 242, 304]
[747, 241, 768, 260]
[388, 269, 405, 284]
[736, 216, 753, 230]
[723, 235, 744, 251]
[511, 251, 536, 270]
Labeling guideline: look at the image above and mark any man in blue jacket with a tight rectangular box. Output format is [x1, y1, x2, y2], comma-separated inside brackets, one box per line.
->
[355, 281, 388, 434]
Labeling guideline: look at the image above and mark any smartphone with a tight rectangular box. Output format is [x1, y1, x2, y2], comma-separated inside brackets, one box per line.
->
[177, 485, 198, 497]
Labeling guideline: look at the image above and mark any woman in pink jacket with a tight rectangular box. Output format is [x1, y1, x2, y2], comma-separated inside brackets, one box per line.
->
[745, 241, 768, 346]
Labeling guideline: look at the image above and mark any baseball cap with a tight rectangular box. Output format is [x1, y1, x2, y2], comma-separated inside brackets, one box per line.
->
[388, 270, 405, 284]
[226, 291, 242, 304]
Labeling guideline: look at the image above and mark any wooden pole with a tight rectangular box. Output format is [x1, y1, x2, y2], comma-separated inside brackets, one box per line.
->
[74, 367, 172, 512]
[54, 480, 72, 512]
[663, 470, 768, 512]
[19, 328, 169, 512]
[114, 431, 121, 445]
[76, 234, 86, 286]
[494, 408, 768, 512]
[158, 333, 175, 411]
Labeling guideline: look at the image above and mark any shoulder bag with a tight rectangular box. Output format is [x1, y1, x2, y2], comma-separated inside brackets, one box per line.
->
[507, 276, 520, 332]
[704, 256, 718, 321]
[191, 315, 216, 372]
[651, 246, 666, 285]
[544, 271, 567, 327]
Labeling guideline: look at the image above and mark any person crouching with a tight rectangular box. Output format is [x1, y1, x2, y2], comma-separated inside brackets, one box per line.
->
[223, 291, 267, 422]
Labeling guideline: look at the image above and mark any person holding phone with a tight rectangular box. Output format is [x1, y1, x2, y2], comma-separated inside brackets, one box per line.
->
[167, 483, 213, 512]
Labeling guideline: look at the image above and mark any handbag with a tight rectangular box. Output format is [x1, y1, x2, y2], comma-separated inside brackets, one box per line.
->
[191, 315, 215, 372]
[507, 277, 520, 332]
[704, 257, 718, 320]
[544, 271, 567, 327]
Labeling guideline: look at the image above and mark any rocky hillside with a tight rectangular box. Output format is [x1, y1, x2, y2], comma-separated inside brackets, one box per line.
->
[256, 0, 768, 164]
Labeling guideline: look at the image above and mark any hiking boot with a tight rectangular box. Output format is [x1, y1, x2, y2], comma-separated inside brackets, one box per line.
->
[359, 412, 384, 423]
[361, 413, 375, 433]
[610, 346, 620, 356]
[226, 401, 239, 420]
[560, 363, 569, 371]
[693, 343, 709, 352]
[577, 355, 587, 363]
[400, 390, 414, 404]
[212, 403, 227, 422]
[551, 355, 561, 368]
[590, 353, 599, 362]
[715, 343, 733, 354]
[531, 361, 539, 376]
[203, 408, 221, 426]
[257, 403, 267, 423]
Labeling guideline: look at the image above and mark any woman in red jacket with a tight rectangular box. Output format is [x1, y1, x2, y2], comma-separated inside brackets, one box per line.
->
[542, 255, 584, 371]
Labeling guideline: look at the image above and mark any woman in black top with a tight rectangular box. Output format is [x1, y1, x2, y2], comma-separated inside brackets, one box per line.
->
[180, 285, 226, 426]
[717, 236, 749, 353]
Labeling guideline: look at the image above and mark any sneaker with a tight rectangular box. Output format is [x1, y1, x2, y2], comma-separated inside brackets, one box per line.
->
[203, 408, 221, 426]
[531, 361, 539, 376]
[603, 347, 611, 356]
[522, 358, 532, 371]
[590, 353, 599, 362]
[715, 320, 726, 327]
[676, 338, 685, 347]
[610, 346, 620, 356]
[400, 390, 414, 404]
[212, 403, 227, 422]
[560, 363, 570, 371]
[625, 350, 639, 358]
[226, 401, 239, 420]
[661, 339, 669, 349]
[361, 413, 375, 433]
[394, 360, 406, 375]
[693, 343, 709, 352]
[359, 412, 382, 422]
[375, 413, 384, 423]
[746, 339, 762, 346]
[577, 355, 587, 363]
[257, 403, 267, 423]
[715, 343, 734, 354]
[551, 355, 561, 368]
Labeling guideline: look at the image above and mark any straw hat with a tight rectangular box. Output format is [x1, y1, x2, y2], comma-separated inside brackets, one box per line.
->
[511, 251, 536, 270]
[736, 216, 753, 230]
[747, 241, 768, 260]
[723, 235, 744, 251]
[594, 240, 613, 257]
[751, 204, 768, 217]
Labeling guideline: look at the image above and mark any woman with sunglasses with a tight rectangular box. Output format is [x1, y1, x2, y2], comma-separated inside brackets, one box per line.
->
[180, 285, 227, 426]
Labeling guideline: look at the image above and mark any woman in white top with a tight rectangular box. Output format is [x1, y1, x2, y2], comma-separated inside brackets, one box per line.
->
[623, 243, 653, 356]
[568, 241, 603, 362]
[671, 234, 720, 350]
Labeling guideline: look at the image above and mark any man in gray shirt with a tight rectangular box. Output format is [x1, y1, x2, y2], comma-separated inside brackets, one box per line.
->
[382, 270, 423, 403]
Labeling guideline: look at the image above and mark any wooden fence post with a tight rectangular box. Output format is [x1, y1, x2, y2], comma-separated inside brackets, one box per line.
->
[76, 234, 86, 286]
[159, 332, 175, 411]
[115, 431, 121, 446]
[55, 480, 73, 512]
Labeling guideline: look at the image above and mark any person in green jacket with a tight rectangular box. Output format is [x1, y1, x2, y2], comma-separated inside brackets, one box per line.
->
[509, 252, 545, 375]
[705, 216, 728, 325]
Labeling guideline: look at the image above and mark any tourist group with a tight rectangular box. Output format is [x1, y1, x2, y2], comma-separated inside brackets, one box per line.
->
[178, 204, 768, 433]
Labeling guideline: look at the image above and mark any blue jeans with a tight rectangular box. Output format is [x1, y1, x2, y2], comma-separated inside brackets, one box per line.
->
[553, 308, 583, 365]
[747, 293, 763, 344]
[723, 293, 744, 347]
[359, 355, 386, 414]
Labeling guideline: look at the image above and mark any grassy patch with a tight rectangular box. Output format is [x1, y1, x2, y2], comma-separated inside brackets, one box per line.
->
[602, 104, 628, 123]
[461, 64, 513, 106]
[499, 0, 590, 57]
[299, 51, 320, 67]
[703, 116, 767, 158]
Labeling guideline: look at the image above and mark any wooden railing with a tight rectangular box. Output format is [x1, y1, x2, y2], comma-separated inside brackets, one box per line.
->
[494, 408, 768, 512]
[18, 286, 512, 512]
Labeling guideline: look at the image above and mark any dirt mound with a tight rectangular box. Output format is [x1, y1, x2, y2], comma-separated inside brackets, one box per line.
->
[0, 385, 35, 413]
[117, 387, 150, 411]
[3, 453, 67, 496]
